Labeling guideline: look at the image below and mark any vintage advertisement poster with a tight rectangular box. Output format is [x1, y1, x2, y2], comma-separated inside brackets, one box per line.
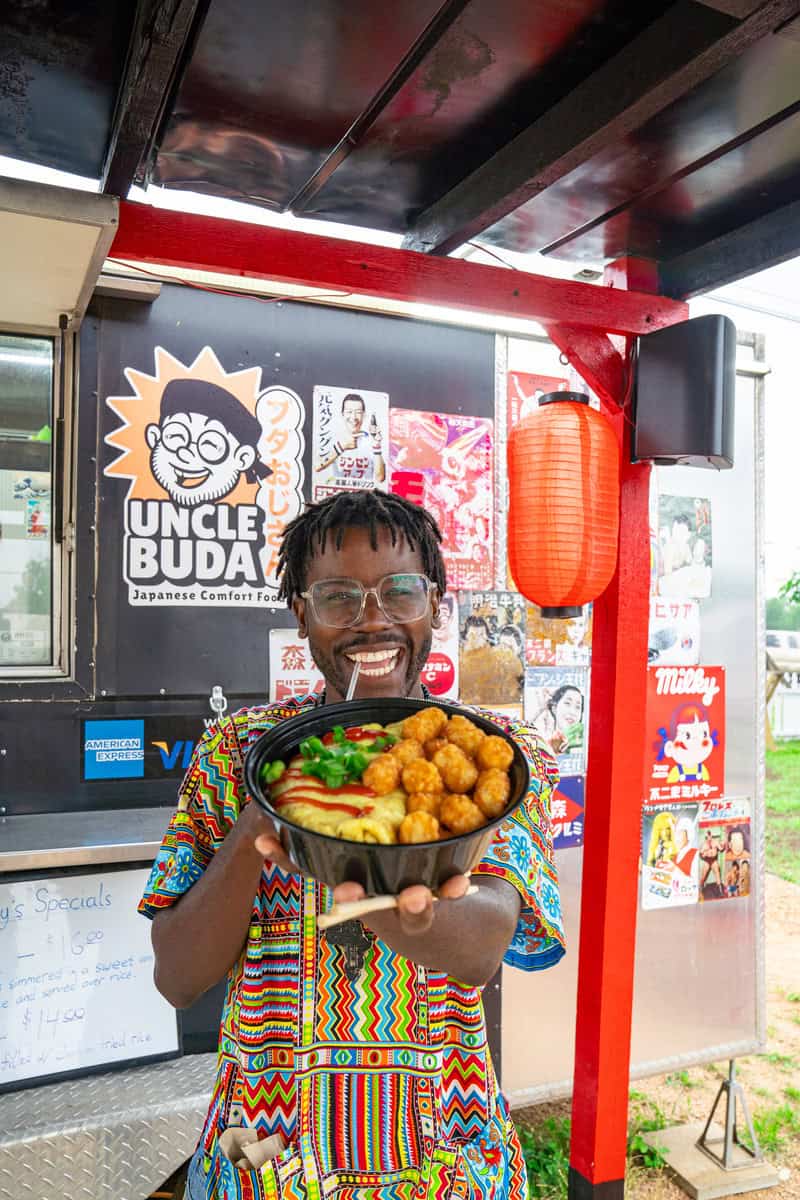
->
[524, 666, 589, 777]
[551, 776, 585, 851]
[649, 598, 701, 665]
[507, 370, 569, 427]
[526, 604, 592, 666]
[269, 629, 325, 703]
[311, 385, 388, 500]
[656, 494, 713, 599]
[697, 796, 751, 902]
[421, 592, 459, 700]
[390, 409, 494, 591]
[458, 592, 526, 706]
[104, 346, 305, 606]
[641, 801, 700, 910]
[644, 665, 725, 804]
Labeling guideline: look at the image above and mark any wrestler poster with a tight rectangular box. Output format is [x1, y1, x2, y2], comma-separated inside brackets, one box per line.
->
[104, 346, 305, 606]
[644, 665, 725, 804]
[458, 592, 525, 706]
[524, 666, 589, 777]
[697, 797, 751, 903]
[526, 604, 592, 666]
[311, 385, 389, 501]
[389, 409, 494, 591]
[551, 776, 585, 851]
[640, 800, 700, 910]
[269, 628, 324, 703]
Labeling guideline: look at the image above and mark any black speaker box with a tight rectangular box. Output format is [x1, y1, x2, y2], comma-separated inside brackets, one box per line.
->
[632, 314, 736, 468]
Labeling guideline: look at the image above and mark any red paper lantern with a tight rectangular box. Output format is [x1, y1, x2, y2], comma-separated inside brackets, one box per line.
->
[507, 392, 620, 617]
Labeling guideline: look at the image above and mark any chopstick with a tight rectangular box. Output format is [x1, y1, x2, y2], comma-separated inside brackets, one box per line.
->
[318, 884, 479, 930]
[345, 660, 361, 701]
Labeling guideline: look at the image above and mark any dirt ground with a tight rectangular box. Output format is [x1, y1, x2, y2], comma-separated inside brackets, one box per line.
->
[517, 873, 800, 1198]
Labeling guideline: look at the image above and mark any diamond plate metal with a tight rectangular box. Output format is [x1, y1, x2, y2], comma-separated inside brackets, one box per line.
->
[0, 1054, 215, 1200]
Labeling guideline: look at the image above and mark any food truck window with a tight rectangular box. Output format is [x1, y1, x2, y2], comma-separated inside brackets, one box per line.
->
[0, 333, 57, 671]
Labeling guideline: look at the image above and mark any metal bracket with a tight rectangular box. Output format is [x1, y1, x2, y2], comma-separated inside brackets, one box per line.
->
[696, 1059, 762, 1170]
[204, 684, 228, 729]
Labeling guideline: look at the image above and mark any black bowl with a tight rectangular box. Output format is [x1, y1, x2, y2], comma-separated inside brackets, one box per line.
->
[244, 698, 529, 893]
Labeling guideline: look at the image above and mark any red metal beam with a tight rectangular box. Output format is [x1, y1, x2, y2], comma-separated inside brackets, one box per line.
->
[110, 200, 687, 336]
[568, 257, 654, 1199]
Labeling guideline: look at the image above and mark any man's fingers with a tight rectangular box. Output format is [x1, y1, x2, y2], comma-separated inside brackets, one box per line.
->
[254, 834, 293, 873]
[438, 874, 471, 901]
[333, 881, 365, 904]
[396, 886, 435, 934]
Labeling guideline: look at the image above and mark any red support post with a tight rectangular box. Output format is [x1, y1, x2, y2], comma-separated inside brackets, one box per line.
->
[567, 258, 656, 1198]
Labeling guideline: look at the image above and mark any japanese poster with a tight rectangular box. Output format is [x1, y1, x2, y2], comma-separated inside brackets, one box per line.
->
[641, 801, 700, 910]
[104, 346, 305, 605]
[648, 598, 700, 665]
[507, 370, 569, 427]
[656, 494, 713, 599]
[551, 776, 585, 850]
[389, 409, 494, 591]
[458, 592, 526, 706]
[524, 666, 589, 777]
[697, 797, 751, 902]
[311, 385, 388, 500]
[420, 592, 459, 700]
[644, 665, 725, 805]
[526, 604, 592, 666]
[269, 629, 324, 703]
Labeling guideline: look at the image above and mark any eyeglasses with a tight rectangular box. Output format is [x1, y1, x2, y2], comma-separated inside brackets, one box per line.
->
[301, 573, 436, 628]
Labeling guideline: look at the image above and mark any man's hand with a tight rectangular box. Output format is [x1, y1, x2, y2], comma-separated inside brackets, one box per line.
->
[332, 875, 471, 936]
[252, 808, 296, 875]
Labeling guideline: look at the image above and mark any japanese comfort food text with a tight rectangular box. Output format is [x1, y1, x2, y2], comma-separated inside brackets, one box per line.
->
[259, 708, 514, 844]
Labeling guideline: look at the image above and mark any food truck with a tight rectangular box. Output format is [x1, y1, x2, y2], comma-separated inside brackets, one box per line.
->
[1, 2, 796, 1196]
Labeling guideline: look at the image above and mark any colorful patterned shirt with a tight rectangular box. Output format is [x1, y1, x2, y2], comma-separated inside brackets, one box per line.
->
[139, 697, 565, 1200]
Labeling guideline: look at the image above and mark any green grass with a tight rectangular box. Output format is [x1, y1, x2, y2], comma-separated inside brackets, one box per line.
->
[765, 742, 800, 884]
[751, 1103, 800, 1154]
[518, 1095, 669, 1198]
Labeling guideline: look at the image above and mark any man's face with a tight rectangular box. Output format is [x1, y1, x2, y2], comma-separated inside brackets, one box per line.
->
[293, 525, 437, 703]
[342, 399, 365, 436]
[146, 410, 255, 507]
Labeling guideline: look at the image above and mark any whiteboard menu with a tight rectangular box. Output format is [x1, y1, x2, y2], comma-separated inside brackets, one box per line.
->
[0, 867, 179, 1088]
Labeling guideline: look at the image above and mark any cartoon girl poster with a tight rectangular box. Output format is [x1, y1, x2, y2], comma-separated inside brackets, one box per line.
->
[643, 665, 725, 805]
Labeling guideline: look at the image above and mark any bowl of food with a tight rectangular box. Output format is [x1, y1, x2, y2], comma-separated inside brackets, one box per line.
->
[243, 698, 529, 893]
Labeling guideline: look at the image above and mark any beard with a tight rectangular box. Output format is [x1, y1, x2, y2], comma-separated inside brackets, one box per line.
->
[308, 628, 433, 700]
[151, 449, 241, 507]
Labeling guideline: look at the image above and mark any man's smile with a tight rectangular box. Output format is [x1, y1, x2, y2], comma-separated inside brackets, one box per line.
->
[344, 645, 404, 678]
[175, 469, 210, 488]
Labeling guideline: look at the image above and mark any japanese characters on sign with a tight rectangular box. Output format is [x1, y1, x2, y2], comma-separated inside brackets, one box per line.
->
[524, 666, 589, 777]
[644, 665, 725, 805]
[421, 592, 459, 701]
[312, 386, 388, 500]
[390, 409, 495, 590]
[269, 629, 324, 703]
[697, 797, 751, 903]
[104, 347, 305, 606]
[526, 604, 592, 667]
[551, 776, 585, 850]
[648, 598, 700, 666]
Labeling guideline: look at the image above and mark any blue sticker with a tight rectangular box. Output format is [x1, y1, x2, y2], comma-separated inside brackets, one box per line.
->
[552, 776, 585, 850]
[84, 719, 145, 780]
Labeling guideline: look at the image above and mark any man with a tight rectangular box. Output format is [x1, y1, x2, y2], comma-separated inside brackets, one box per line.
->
[316, 392, 386, 485]
[140, 491, 564, 1200]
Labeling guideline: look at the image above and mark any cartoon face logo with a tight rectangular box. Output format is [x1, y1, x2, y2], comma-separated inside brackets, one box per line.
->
[145, 378, 270, 507]
[664, 704, 714, 769]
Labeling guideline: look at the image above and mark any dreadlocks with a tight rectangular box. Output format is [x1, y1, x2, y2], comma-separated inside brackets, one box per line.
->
[276, 491, 446, 605]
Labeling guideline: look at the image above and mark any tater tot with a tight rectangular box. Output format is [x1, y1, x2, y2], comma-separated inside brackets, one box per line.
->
[362, 754, 401, 796]
[440, 793, 486, 835]
[474, 768, 511, 819]
[476, 735, 514, 772]
[424, 736, 448, 759]
[401, 758, 444, 795]
[399, 811, 441, 844]
[445, 715, 485, 758]
[390, 738, 424, 768]
[432, 744, 478, 793]
[402, 706, 448, 744]
[407, 791, 440, 818]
